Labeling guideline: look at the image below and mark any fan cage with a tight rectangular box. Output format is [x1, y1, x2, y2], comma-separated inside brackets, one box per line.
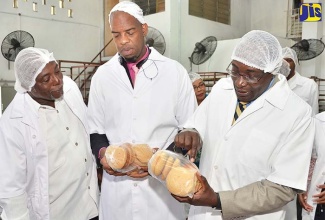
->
[1, 30, 35, 62]
[291, 39, 325, 61]
[145, 26, 166, 55]
[190, 36, 217, 65]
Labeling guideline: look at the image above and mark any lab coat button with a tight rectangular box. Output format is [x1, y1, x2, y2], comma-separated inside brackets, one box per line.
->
[85, 158, 87, 162]
[66, 127, 69, 130]
[75, 142, 78, 146]
[32, 135, 36, 139]
[134, 183, 137, 187]
[224, 137, 228, 141]
[88, 186, 90, 189]
[214, 165, 218, 169]
[86, 172, 89, 176]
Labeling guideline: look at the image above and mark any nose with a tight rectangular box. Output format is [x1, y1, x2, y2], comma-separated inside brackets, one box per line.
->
[53, 73, 63, 85]
[235, 75, 247, 87]
[120, 33, 130, 45]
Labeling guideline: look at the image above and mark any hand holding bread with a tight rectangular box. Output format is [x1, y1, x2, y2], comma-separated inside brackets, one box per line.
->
[148, 150, 202, 197]
[171, 172, 219, 208]
[104, 143, 156, 177]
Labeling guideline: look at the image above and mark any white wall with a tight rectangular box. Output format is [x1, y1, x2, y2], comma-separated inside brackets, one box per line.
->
[249, 0, 325, 79]
[1, 0, 324, 82]
[144, 0, 250, 72]
[0, 0, 103, 81]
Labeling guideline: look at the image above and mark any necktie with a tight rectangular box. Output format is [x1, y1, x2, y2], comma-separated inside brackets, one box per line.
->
[233, 101, 247, 124]
[131, 65, 139, 85]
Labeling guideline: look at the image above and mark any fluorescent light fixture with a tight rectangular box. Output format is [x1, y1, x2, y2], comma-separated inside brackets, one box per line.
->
[42, 0, 46, 5]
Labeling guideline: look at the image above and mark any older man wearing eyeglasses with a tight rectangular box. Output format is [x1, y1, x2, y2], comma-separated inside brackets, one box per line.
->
[173, 30, 315, 220]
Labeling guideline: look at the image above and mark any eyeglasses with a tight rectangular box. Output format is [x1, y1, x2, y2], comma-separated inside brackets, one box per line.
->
[226, 63, 267, 84]
[193, 82, 205, 91]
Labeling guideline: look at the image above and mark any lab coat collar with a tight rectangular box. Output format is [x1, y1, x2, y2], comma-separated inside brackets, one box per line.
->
[107, 47, 167, 92]
[288, 71, 303, 90]
[316, 112, 325, 122]
[222, 74, 289, 110]
[9, 76, 74, 128]
[264, 74, 290, 111]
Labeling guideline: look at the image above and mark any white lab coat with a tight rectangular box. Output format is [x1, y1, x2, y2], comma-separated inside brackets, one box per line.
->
[283, 71, 319, 220]
[288, 72, 319, 115]
[0, 76, 99, 220]
[301, 112, 325, 220]
[185, 74, 314, 220]
[87, 48, 197, 220]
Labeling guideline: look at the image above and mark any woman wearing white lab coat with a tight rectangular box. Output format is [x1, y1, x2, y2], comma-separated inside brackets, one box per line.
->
[301, 112, 325, 220]
[0, 76, 99, 220]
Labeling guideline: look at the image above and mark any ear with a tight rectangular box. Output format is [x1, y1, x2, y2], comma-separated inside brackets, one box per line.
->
[142, 23, 148, 37]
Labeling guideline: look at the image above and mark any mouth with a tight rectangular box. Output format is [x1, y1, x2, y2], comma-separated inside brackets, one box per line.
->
[235, 89, 249, 98]
[50, 86, 64, 98]
[121, 47, 134, 57]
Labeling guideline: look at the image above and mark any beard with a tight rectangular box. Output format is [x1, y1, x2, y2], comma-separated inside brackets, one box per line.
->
[123, 56, 138, 63]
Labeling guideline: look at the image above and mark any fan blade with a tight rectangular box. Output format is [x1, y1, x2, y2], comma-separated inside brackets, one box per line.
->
[145, 26, 166, 55]
[190, 36, 217, 65]
[292, 39, 325, 61]
[1, 30, 35, 62]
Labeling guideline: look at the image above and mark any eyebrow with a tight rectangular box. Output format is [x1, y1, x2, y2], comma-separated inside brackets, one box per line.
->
[231, 63, 260, 74]
[111, 27, 136, 34]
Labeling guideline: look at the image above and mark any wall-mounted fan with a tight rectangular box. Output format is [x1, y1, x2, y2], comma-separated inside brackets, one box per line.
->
[189, 36, 217, 69]
[1, 30, 35, 69]
[291, 39, 325, 61]
[145, 26, 166, 55]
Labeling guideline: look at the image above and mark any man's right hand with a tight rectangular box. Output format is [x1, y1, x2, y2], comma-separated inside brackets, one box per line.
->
[174, 129, 202, 163]
[100, 152, 126, 176]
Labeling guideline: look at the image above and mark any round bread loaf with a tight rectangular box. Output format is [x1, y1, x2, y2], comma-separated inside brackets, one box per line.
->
[105, 146, 128, 170]
[123, 143, 135, 168]
[161, 156, 175, 180]
[133, 144, 153, 167]
[165, 166, 198, 197]
[152, 151, 168, 176]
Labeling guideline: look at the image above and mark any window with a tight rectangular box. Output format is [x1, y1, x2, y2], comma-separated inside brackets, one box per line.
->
[189, 0, 231, 25]
[132, 0, 165, 15]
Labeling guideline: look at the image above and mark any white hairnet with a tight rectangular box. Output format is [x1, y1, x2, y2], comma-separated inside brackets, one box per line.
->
[231, 30, 283, 75]
[282, 47, 298, 66]
[279, 59, 290, 77]
[14, 47, 56, 93]
[109, 1, 145, 24]
[188, 72, 202, 83]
